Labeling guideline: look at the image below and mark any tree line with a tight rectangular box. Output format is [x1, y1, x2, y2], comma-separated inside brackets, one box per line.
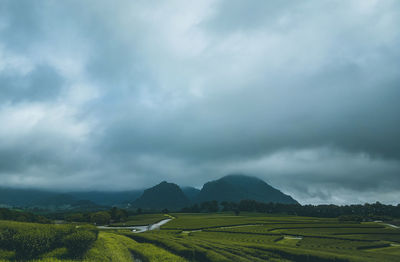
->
[181, 200, 400, 221]
[64, 207, 129, 225]
[0, 208, 50, 223]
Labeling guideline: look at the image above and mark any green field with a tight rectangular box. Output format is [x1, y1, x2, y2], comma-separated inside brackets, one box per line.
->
[110, 213, 170, 227]
[1, 213, 400, 261]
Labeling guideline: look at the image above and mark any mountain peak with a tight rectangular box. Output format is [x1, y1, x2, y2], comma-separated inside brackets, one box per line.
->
[220, 174, 264, 182]
[132, 181, 190, 210]
[196, 174, 298, 204]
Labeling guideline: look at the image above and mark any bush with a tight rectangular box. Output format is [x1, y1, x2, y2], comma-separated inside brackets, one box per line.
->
[90, 211, 111, 225]
[78, 224, 99, 239]
[63, 230, 97, 258]
[0, 228, 17, 250]
[338, 215, 363, 222]
[0, 221, 86, 259]
[13, 229, 55, 259]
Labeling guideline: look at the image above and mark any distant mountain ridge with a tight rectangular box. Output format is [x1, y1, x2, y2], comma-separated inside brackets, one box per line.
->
[0, 188, 142, 208]
[1, 174, 297, 210]
[195, 174, 298, 204]
[131, 174, 297, 210]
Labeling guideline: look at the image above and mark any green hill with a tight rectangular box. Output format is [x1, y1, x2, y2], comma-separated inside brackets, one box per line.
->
[195, 174, 298, 204]
[132, 181, 191, 210]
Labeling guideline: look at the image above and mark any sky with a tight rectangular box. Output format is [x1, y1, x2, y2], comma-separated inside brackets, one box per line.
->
[0, 0, 399, 205]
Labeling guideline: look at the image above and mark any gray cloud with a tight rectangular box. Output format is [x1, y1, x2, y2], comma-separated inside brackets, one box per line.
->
[0, 0, 399, 204]
[0, 64, 64, 102]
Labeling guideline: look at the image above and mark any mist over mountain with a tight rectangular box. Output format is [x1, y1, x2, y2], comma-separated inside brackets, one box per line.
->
[130, 175, 298, 210]
[69, 191, 143, 206]
[196, 175, 298, 204]
[0, 188, 141, 208]
[1, 174, 298, 210]
[0, 188, 58, 207]
[181, 186, 201, 201]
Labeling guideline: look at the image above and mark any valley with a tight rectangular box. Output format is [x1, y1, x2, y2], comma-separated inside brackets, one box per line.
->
[1, 213, 399, 261]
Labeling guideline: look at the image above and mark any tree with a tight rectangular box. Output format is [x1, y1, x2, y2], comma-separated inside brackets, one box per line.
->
[110, 207, 128, 222]
[65, 213, 85, 222]
[90, 211, 111, 225]
[200, 201, 219, 212]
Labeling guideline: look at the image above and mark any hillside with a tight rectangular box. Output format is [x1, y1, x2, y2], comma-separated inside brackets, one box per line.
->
[69, 190, 143, 206]
[195, 174, 298, 204]
[181, 186, 200, 201]
[0, 188, 141, 208]
[132, 181, 191, 210]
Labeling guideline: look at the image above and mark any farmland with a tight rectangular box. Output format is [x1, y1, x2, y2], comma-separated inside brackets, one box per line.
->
[1, 213, 400, 261]
[109, 213, 169, 227]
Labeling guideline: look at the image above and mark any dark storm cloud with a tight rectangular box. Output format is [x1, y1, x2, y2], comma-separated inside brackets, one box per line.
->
[0, 0, 399, 204]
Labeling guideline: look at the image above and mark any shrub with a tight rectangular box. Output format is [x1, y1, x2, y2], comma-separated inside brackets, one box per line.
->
[90, 211, 111, 225]
[78, 224, 99, 239]
[0, 228, 17, 250]
[0, 221, 92, 259]
[63, 230, 97, 258]
[13, 229, 55, 259]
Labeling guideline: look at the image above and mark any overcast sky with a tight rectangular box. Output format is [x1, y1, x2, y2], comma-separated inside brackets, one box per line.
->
[0, 0, 399, 204]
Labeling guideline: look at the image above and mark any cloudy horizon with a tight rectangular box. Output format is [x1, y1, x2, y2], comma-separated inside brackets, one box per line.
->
[1, 0, 399, 205]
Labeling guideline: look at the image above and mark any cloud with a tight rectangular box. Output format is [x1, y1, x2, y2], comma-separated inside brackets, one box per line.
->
[0, 64, 64, 103]
[0, 0, 399, 204]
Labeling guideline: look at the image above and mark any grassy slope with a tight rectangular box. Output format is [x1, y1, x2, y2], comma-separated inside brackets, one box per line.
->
[85, 232, 186, 262]
[0, 220, 184, 262]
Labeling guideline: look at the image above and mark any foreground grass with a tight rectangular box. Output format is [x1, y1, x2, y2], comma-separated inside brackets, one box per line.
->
[85, 232, 186, 262]
[0, 231, 185, 262]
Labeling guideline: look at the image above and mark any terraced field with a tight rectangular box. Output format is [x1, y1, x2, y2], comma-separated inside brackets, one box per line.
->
[1, 213, 400, 261]
[125, 213, 400, 261]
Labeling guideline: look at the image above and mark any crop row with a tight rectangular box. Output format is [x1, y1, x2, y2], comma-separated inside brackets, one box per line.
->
[0, 220, 98, 259]
[124, 230, 365, 262]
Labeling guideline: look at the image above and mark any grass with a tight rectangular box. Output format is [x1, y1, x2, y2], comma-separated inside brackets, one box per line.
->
[2, 213, 400, 261]
[130, 213, 400, 261]
[110, 213, 170, 226]
[85, 232, 186, 262]
[163, 212, 339, 230]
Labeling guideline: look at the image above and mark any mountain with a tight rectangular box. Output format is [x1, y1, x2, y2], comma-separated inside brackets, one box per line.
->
[35, 194, 78, 206]
[0, 187, 142, 208]
[1, 175, 297, 209]
[132, 181, 191, 210]
[69, 190, 143, 206]
[195, 174, 298, 204]
[181, 186, 200, 201]
[0, 188, 58, 207]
